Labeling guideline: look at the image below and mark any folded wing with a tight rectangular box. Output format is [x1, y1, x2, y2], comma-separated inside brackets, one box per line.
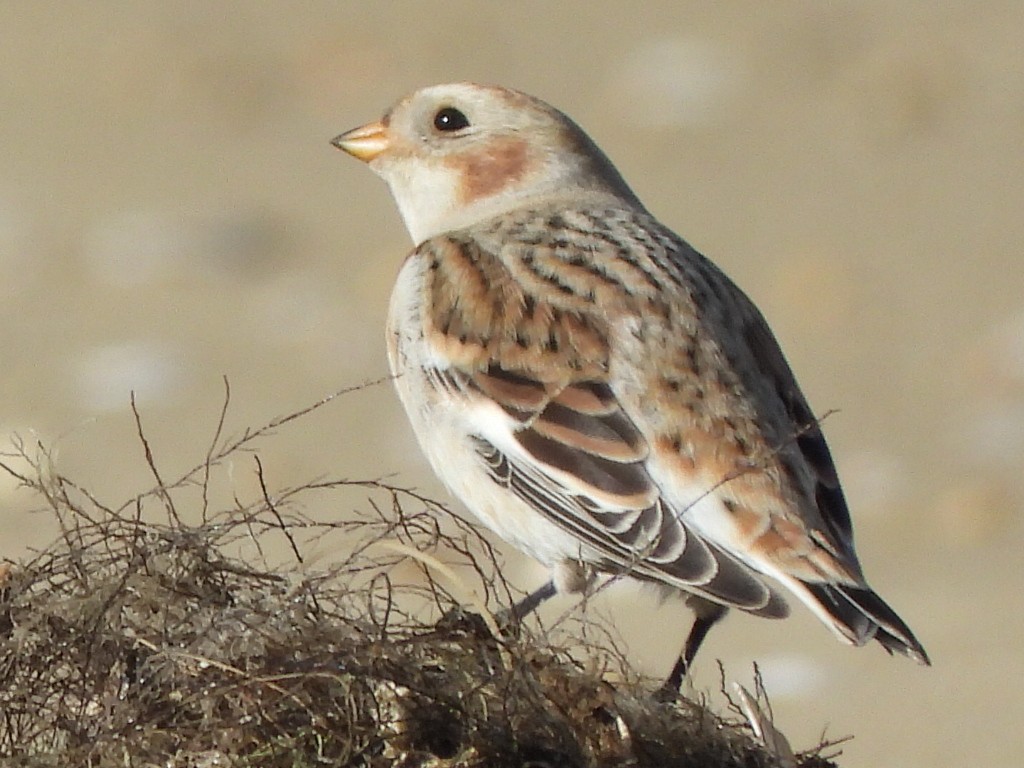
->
[461, 365, 788, 617]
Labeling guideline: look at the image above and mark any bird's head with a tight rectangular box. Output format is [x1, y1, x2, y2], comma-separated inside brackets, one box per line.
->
[333, 82, 640, 244]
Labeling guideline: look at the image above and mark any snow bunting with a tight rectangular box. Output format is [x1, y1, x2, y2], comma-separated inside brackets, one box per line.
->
[332, 82, 929, 690]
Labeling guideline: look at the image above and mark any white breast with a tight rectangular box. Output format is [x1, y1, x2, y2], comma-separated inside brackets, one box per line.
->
[385, 252, 588, 567]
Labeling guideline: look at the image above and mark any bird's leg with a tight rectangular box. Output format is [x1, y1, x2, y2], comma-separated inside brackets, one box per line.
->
[435, 580, 557, 637]
[657, 603, 728, 700]
[502, 579, 557, 623]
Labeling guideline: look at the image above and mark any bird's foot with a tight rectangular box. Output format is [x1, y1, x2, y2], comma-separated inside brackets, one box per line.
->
[433, 605, 498, 639]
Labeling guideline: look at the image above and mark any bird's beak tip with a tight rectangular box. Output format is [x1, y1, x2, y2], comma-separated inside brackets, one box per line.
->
[331, 120, 389, 163]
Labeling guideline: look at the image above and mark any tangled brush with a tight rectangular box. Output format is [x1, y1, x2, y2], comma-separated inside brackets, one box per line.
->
[0, 384, 836, 767]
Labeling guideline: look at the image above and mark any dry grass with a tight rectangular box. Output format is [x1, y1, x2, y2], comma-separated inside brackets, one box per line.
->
[0, 384, 837, 767]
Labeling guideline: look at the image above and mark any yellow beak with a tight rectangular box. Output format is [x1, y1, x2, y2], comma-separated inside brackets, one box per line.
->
[331, 120, 389, 162]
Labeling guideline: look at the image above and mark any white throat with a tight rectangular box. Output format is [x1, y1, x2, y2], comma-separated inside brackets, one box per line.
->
[375, 154, 539, 245]
[382, 165, 463, 244]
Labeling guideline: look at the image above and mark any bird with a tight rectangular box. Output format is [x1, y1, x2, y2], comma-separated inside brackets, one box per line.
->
[331, 82, 930, 693]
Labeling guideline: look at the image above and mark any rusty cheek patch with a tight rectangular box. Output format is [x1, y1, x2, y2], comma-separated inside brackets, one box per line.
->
[452, 137, 530, 203]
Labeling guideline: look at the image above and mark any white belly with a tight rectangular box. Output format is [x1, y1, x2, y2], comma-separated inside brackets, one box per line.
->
[385, 255, 586, 568]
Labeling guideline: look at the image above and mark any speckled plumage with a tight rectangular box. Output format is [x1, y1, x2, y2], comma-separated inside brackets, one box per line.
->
[333, 82, 929, 684]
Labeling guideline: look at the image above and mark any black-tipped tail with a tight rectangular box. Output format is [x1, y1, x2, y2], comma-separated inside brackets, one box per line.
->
[803, 582, 930, 665]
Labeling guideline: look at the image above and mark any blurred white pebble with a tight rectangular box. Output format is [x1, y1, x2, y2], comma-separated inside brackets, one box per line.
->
[72, 341, 190, 412]
[750, 653, 828, 700]
[604, 37, 746, 128]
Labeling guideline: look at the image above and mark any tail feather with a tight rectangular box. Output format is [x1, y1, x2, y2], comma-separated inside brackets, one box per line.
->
[802, 582, 930, 665]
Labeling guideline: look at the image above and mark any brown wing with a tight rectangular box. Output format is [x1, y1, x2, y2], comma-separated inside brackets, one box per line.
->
[414, 232, 787, 616]
[467, 367, 786, 616]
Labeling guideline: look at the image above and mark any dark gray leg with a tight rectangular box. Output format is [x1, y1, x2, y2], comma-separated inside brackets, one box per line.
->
[436, 580, 558, 636]
[505, 579, 557, 622]
[657, 604, 728, 700]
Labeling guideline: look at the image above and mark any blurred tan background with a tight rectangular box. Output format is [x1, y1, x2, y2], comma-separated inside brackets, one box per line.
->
[2, 3, 1022, 766]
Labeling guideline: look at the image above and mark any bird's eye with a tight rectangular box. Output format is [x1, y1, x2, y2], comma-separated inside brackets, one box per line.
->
[433, 107, 470, 132]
